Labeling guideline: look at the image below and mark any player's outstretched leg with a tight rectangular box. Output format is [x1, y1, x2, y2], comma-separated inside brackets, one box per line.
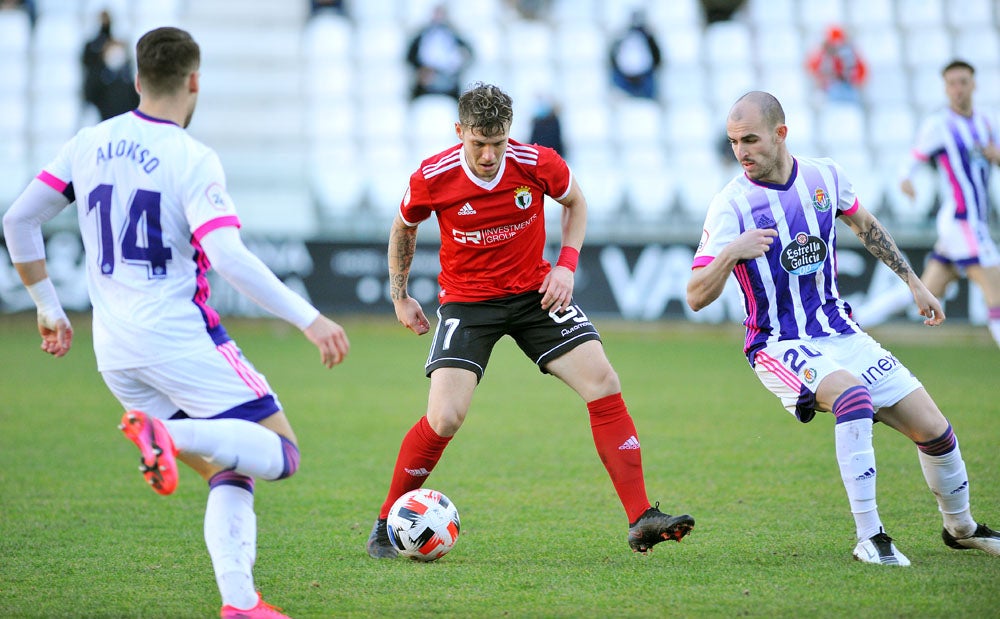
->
[366, 518, 398, 559]
[943, 523, 1000, 556]
[118, 410, 178, 495]
[627, 502, 695, 553]
[220, 592, 290, 619]
[852, 529, 911, 566]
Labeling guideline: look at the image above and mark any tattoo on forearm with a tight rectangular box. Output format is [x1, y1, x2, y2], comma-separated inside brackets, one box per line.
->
[388, 226, 418, 301]
[857, 220, 912, 283]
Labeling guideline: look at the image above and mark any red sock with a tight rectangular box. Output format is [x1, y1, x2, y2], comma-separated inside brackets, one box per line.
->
[379, 416, 452, 518]
[588, 393, 650, 523]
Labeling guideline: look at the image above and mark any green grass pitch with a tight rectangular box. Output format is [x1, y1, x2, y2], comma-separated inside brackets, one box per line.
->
[1, 314, 998, 618]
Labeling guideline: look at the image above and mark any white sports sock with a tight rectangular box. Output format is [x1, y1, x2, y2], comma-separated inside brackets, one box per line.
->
[918, 444, 976, 537]
[988, 319, 1000, 349]
[835, 418, 883, 541]
[164, 419, 285, 480]
[205, 484, 258, 609]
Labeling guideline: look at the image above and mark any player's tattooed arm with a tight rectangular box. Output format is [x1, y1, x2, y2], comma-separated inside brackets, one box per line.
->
[388, 218, 418, 301]
[853, 215, 914, 283]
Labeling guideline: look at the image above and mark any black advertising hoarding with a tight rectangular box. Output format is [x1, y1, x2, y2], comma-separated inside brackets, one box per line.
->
[0, 234, 980, 324]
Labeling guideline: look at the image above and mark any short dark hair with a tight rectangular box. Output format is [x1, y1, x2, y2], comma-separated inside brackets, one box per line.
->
[942, 59, 975, 76]
[457, 82, 514, 138]
[136, 27, 200, 96]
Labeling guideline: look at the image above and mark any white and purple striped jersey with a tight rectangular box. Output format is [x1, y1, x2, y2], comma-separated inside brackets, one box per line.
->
[38, 110, 241, 371]
[908, 107, 999, 264]
[693, 157, 864, 364]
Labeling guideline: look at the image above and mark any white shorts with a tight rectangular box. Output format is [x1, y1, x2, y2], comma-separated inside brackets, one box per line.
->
[101, 339, 282, 421]
[933, 216, 1000, 268]
[753, 332, 922, 422]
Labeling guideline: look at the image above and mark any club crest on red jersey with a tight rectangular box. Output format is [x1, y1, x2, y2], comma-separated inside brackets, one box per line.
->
[514, 186, 532, 210]
[811, 187, 832, 212]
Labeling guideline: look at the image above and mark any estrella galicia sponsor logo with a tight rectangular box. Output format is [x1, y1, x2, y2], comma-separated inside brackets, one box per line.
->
[514, 185, 532, 210]
[812, 187, 832, 212]
[780, 232, 828, 275]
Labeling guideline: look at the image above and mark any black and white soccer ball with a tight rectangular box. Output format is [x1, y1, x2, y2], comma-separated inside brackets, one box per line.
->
[386, 489, 461, 561]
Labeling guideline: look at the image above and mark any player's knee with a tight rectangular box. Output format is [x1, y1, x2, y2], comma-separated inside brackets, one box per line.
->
[275, 435, 300, 480]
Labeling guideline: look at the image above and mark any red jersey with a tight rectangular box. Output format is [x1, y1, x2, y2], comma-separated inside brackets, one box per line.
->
[399, 139, 572, 303]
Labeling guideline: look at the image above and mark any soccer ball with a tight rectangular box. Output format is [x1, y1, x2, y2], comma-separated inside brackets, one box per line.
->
[386, 488, 461, 561]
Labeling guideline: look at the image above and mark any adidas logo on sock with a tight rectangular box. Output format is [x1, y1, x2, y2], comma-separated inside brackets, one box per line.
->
[457, 203, 476, 215]
[855, 467, 876, 481]
[404, 467, 430, 477]
[618, 436, 641, 450]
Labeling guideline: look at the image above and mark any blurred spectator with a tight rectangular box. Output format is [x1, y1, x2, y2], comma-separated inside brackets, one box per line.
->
[0, 0, 36, 28]
[310, 0, 346, 17]
[528, 95, 565, 158]
[699, 0, 744, 24]
[806, 25, 868, 105]
[82, 11, 139, 120]
[405, 5, 474, 101]
[506, 0, 550, 20]
[609, 9, 663, 100]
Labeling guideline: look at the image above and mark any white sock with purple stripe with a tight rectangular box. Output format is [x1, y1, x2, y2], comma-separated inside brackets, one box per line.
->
[205, 471, 258, 610]
[164, 419, 292, 480]
[833, 386, 882, 541]
[916, 423, 976, 537]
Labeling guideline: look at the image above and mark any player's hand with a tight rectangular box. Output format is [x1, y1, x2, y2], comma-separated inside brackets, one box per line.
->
[394, 296, 430, 335]
[899, 179, 916, 200]
[303, 314, 350, 368]
[729, 228, 778, 261]
[38, 313, 73, 357]
[912, 285, 946, 327]
[539, 266, 574, 313]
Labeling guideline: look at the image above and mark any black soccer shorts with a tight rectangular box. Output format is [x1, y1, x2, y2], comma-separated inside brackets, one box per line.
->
[424, 291, 602, 381]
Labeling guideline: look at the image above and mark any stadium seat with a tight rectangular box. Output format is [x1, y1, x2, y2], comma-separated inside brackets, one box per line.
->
[867, 104, 917, 154]
[745, 0, 796, 28]
[909, 66, 948, 114]
[659, 26, 702, 67]
[862, 66, 910, 106]
[409, 95, 460, 156]
[561, 104, 613, 151]
[704, 21, 753, 69]
[613, 98, 664, 149]
[665, 102, 714, 145]
[648, 0, 701, 30]
[902, 26, 953, 71]
[310, 145, 368, 219]
[504, 19, 553, 68]
[550, 0, 599, 25]
[708, 65, 757, 110]
[553, 21, 606, 69]
[854, 27, 903, 70]
[661, 64, 707, 106]
[845, 0, 894, 28]
[755, 27, 804, 74]
[303, 12, 353, 59]
[306, 60, 355, 101]
[674, 147, 726, 222]
[795, 0, 846, 41]
[782, 105, 818, 156]
[0, 9, 31, 56]
[895, 0, 944, 29]
[351, 0, 401, 25]
[354, 22, 407, 64]
[816, 103, 866, 150]
[944, 0, 993, 28]
[621, 145, 676, 221]
[307, 100, 356, 143]
[567, 148, 624, 220]
[952, 27, 1000, 69]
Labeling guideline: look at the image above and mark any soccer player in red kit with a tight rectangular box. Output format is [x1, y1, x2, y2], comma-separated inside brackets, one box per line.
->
[366, 82, 694, 558]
